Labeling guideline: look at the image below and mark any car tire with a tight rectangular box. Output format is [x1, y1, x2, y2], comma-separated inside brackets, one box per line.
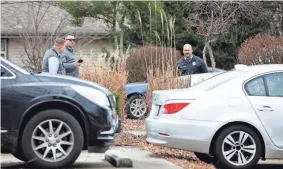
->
[214, 125, 262, 169]
[126, 95, 147, 119]
[194, 152, 217, 164]
[12, 150, 28, 162]
[21, 109, 84, 168]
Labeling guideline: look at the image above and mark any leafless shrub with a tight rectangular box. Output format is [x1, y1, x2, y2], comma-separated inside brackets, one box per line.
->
[126, 45, 181, 83]
[237, 34, 283, 65]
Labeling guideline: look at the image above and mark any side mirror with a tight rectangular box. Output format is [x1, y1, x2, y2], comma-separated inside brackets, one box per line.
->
[1, 69, 5, 76]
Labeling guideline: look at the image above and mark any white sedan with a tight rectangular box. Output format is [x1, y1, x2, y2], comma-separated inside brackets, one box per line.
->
[145, 64, 283, 169]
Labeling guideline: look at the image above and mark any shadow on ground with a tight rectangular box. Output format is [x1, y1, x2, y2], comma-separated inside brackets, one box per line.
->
[216, 164, 283, 169]
[1, 161, 282, 169]
[1, 161, 114, 169]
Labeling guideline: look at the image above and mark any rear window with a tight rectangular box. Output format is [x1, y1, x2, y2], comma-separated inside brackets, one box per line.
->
[189, 70, 245, 91]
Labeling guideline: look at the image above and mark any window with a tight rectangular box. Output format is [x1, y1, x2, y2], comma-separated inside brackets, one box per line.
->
[265, 72, 283, 97]
[245, 77, 266, 96]
[0, 65, 15, 79]
[1, 39, 8, 59]
[190, 70, 245, 91]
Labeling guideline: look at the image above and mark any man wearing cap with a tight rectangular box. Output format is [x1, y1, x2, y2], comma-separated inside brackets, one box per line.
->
[42, 38, 66, 75]
[177, 44, 208, 75]
[61, 34, 81, 77]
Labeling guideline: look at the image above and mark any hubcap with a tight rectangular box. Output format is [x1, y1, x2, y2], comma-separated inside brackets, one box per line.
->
[130, 98, 147, 118]
[31, 119, 74, 162]
[222, 131, 256, 166]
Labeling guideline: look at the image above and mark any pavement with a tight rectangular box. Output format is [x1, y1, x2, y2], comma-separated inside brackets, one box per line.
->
[0, 146, 181, 169]
[1, 146, 283, 169]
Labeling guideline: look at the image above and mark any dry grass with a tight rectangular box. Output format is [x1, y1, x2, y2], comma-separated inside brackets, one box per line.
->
[126, 46, 182, 83]
[121, 119, 145, 131]
[146, 59, 191, 112]
[80, 55, 128, 120]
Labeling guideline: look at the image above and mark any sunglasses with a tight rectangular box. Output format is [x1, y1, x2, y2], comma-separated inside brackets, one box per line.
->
[66, 39, 75, 42]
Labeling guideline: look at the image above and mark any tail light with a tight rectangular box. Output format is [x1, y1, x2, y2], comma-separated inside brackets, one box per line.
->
[163, 103, 189, 114]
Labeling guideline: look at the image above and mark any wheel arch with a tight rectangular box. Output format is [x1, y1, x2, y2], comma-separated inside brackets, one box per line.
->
[209, 121, 266, 160]
[17, 100, 89, 152]
[126, 93, 146, 100]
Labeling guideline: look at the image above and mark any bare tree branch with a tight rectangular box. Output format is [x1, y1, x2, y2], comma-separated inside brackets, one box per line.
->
[184, 1, 264, 71]
[16, 1, 67, 72]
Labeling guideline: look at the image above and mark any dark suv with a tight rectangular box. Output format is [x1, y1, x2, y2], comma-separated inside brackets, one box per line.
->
[1, 57, 119, 168]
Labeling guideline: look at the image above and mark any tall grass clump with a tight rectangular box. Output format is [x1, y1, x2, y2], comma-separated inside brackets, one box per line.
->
[132, 6, 191, 112]
[80, 53, 128, 120]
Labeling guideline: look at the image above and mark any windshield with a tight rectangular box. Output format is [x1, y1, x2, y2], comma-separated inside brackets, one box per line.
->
[0, 57, 29, 74]
[189, 70, 246, 91]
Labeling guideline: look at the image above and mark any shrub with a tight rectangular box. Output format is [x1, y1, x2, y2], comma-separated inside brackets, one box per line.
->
[126, 46, 182, 83]
[237, 34, 283, 65]
[112, 92, 121, 116]
[80, 55, 127, 120]
[146, 51, 191, 113]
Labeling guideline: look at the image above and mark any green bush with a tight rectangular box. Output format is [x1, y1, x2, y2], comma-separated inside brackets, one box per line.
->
[112, 92, 121, 117]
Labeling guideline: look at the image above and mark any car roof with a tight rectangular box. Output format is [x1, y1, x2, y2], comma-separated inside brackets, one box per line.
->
[235, 64, 283, 74]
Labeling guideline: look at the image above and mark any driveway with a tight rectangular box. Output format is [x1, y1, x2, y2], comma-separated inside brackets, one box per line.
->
[1, 151, 114, 169]
[256, 160, 283, 169]
[1, 147, 283, 169]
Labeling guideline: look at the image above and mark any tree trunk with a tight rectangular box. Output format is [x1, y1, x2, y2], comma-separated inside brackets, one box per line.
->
[202, 41, 209, 67]
[268, 2, 283, 36]
[119, 15, 126, 57]
[117, 15, 126, 72]
[113, 2, 119, 51]
[207, 43, 216, 72]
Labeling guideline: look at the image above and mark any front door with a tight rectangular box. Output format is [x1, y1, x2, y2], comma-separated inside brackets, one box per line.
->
[245, 71, 283, 149]
[1, 65, 16, 132]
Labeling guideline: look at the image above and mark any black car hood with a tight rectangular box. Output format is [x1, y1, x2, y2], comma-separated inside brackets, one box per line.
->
[34, 73, 111, 95]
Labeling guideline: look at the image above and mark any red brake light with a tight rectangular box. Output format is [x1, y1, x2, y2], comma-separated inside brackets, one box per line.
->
[163, 103, 189, 114]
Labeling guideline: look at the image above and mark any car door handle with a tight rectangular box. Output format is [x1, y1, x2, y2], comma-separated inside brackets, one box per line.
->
[258, 106, 274, 112]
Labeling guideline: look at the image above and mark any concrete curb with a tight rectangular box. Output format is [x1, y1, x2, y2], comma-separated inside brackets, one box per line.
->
[105, 151, 133, 168]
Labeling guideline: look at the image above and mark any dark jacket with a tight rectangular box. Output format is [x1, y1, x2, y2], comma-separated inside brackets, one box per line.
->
[61, 47, 79, 77]
[177, 55, 208, 75]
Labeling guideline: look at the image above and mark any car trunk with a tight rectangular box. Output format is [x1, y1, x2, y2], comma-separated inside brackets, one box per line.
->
[151, 89, 205, 118]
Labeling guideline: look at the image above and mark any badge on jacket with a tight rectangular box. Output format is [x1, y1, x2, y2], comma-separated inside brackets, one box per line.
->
[192, 61, 196, 66]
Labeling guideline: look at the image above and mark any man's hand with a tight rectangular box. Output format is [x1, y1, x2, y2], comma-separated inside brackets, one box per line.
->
[74, 62, 81, 68]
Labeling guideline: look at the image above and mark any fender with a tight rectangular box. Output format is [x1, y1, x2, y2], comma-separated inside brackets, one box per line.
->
[124, 82, 148, 96]
[17, 96, 89, 136]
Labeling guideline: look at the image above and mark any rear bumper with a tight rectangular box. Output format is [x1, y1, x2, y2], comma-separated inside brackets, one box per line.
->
[145, 116, 225, 154]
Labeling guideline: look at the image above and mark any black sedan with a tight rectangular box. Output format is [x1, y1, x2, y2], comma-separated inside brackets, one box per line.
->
[1, 57, 119, 168]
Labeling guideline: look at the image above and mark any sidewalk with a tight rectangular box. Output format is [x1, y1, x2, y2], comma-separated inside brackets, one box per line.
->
[107, 146, 183, 169]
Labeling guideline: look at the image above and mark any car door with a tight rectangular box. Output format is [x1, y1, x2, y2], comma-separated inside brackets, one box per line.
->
[245, 71, 283, 149]
[1, 65, 16, 132]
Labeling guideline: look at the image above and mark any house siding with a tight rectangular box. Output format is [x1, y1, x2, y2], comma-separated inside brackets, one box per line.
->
[4, 38, 113, 70]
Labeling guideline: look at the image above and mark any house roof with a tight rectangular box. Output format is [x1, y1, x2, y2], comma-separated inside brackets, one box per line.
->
[1, 1, 110, 38]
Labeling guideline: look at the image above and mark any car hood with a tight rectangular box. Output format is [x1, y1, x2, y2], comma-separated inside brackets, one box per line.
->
[34, 74, 111, 95]
[124, 82, 148, 88]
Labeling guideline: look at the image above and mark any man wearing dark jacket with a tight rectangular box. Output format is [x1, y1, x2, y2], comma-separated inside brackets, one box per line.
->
[61, 34, 81, 77]
[177, 44, 208, 75]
